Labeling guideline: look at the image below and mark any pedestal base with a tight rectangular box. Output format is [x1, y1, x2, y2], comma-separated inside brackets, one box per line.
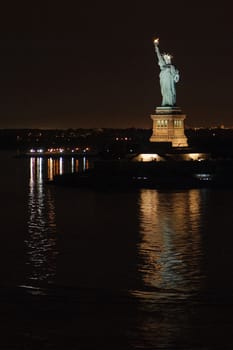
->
[150, 107, 188, 147]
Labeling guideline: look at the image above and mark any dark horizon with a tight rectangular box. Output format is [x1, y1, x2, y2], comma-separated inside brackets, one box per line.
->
[0, 2, 232, 129]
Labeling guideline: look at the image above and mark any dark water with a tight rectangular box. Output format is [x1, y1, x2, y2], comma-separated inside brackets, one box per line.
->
[1, 151, 233, 349]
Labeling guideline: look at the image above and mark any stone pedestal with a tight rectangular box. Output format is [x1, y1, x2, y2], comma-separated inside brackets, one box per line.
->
[150, 107, 188, 147]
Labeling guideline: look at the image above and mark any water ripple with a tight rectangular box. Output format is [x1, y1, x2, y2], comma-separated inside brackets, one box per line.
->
[137, 189, 206, 296]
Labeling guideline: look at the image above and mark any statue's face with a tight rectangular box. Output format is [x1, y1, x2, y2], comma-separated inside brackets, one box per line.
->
[163, 54, 171, 64]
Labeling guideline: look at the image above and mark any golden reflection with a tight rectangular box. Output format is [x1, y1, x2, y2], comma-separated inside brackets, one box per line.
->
[75, 158, 79, 172]
[86, 158, 89, 170]
[55, 159, 59, 176]
[46, 156, 91, 180]
[138, 189, 204, 293]
[47, 158, 53, 181]
[73, 157, 89, 172]
[25, 157, 58, 285]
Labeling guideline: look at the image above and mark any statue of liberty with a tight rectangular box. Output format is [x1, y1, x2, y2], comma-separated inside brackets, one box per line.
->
[154, 39, 179, 107]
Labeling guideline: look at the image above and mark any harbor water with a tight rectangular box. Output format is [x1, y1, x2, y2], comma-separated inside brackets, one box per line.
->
[1, 151, 233, 349]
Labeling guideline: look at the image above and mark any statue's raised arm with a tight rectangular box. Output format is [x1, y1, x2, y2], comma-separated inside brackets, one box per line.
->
[153, 38, 179, 107]
[154, 39, 165, 68]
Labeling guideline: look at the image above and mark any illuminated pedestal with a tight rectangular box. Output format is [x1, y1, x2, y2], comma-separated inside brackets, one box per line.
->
[150, 107, 188, 147]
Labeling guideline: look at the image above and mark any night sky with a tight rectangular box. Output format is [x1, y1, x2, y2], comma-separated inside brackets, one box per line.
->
[0, 1, 232, 129]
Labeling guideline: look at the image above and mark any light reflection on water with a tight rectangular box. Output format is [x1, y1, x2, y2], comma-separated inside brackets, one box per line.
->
[130, 189, 208, 349]
[25, 157, 58, 285]
[2, 150, 233, 349]
[46, 156, 89, 180]
[25, 156, 91, 286]
[136, 189, 206, 297]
